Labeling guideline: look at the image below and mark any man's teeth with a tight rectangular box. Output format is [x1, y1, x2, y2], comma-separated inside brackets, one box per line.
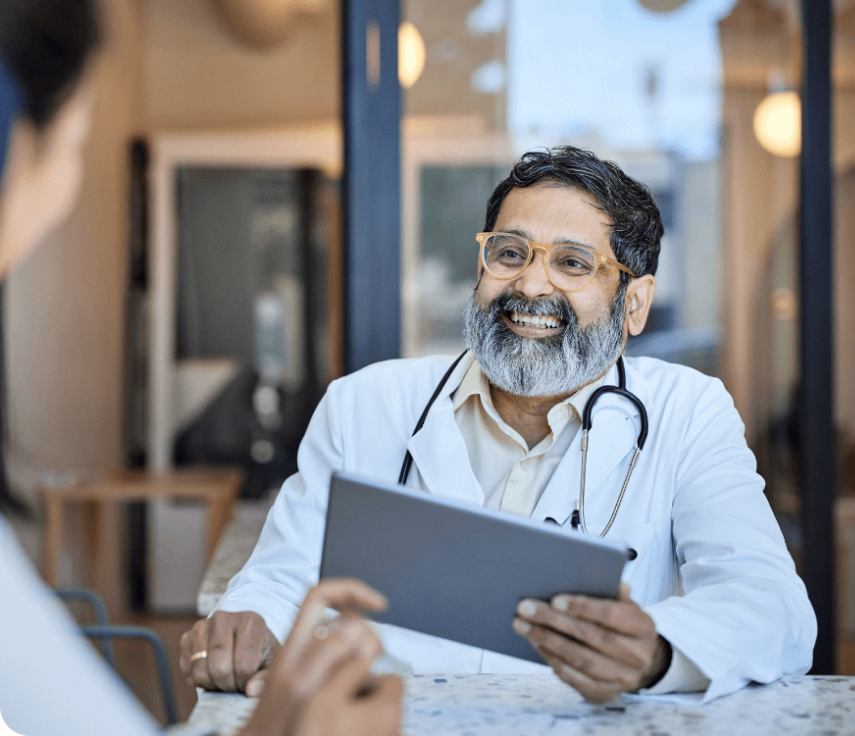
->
[509, 311, 563, 329]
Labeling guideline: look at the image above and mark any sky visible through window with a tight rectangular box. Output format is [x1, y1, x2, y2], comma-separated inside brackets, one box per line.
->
[507, 0, 739, 161]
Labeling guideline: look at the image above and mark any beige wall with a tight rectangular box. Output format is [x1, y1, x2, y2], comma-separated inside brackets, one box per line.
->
[145, 0, 338, 131]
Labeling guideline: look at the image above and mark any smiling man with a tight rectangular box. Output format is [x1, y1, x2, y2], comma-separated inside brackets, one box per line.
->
[181, 147, 816, 704]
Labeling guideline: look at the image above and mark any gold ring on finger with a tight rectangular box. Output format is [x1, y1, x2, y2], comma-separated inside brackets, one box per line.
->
[189, 650, 208, 663]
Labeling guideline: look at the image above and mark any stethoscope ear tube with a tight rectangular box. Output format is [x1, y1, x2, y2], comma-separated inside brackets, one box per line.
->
[398, 350, 469, 486]
[575, 355, 649, 537]
[582, 387, 648, 450]
[581, 356, 648, 450]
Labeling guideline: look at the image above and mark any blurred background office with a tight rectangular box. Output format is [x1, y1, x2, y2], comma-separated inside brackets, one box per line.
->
[1, 0, 851, 725]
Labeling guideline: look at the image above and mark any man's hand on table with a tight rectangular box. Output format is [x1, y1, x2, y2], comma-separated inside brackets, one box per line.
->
[180, 610, 280, 695]
[512, 583, 671, 703]
[183, 579, 402, 736]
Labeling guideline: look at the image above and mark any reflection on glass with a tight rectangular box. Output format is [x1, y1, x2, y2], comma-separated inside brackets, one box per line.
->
[403, 0, 740, 378]
[174, 168, 333, 498]
[401, 0, 823, 572]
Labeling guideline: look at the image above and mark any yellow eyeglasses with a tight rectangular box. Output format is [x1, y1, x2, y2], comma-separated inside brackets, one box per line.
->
[477, 232, 636, 292]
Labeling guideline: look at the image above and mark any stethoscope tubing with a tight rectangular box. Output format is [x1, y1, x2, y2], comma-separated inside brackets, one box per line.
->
[397, 351, 648, 539]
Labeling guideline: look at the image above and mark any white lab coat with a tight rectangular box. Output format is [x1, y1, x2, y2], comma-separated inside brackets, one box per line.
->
[215, 353, 816, 702]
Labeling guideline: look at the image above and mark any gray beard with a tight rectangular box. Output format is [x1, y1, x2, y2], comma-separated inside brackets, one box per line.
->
[462, 284, 627, 398]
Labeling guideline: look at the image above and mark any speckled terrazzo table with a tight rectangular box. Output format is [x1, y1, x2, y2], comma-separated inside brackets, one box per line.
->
[187, 673, 855, 735]
[197, 501, 272, 616]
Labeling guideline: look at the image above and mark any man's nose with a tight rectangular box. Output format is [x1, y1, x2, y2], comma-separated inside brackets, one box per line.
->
[514, 249, 554, 299]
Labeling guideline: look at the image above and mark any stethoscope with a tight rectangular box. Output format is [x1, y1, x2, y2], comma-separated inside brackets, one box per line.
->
[398, 351, 649, 539]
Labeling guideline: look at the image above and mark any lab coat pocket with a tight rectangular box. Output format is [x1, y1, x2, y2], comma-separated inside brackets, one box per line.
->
[606, 520, 662, 605]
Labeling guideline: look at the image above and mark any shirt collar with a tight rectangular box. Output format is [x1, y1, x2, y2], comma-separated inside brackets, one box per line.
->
[452, 359, 612, 425]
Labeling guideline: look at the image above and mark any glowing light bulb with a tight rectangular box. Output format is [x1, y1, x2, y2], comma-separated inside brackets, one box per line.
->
[399, 22, 426, 89]
[753, 91, 801, 158]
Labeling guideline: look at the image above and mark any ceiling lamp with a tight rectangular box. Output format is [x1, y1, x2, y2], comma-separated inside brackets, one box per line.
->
[211, 0, 326, 50]
[753, 91, 801, 158]
[399, 22, 426, 89]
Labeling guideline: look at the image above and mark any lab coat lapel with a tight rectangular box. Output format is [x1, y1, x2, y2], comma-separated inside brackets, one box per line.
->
[405, 354, 485, 506]
[532, 360, 649, 526]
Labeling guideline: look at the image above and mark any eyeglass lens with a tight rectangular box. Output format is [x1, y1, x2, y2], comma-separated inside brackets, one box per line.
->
[482, 234, 598, 290]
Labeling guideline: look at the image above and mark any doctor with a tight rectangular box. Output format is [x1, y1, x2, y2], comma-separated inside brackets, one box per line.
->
[182, 146, 816, 704]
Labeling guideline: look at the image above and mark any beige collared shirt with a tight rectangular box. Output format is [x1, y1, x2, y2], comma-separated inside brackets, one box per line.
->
[451, 359, 710, 694]
[452, 360, 606, 518]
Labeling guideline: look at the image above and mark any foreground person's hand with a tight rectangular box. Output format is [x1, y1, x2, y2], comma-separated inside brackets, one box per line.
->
[237, 578, 402, 736]
[512, 583, 671, 703]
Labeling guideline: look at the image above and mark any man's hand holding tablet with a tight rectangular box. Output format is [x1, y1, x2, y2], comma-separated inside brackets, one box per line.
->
[512, 583, 671, 703]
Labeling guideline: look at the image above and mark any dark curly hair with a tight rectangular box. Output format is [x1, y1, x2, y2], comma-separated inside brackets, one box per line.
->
[484, 146, 664, 283]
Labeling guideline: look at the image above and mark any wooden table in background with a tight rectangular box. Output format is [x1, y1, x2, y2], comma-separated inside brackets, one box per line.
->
[40, 467, 244, 587]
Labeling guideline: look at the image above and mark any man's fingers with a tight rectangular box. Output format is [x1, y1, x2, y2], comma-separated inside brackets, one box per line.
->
[538, 648, 623, 704]
[233, 613, 279, 692]
[178, 629, 194, 675]
[517, 620, 641, 690]
[519, 595, 656, 639]
[514, 600, 653, 670]
[205, 612, 239, 692]
[181, 620, 216, 690]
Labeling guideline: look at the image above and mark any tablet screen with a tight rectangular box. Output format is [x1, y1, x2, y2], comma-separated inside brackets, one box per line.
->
[320, 472, 628, 663]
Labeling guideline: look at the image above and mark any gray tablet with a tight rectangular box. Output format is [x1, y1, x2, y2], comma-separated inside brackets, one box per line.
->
[319, 472, 628, 663]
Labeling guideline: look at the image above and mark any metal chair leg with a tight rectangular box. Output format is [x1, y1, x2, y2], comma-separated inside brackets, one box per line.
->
[54, 588, 115, 666]
[80, 625, 179, 726]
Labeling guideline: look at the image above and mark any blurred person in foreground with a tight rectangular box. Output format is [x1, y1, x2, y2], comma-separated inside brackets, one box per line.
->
[184, 143, 816, 704]
[0, 2, 401, 735]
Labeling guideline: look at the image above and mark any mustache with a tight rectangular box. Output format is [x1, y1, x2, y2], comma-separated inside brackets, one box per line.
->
[489, 291, 575, 324]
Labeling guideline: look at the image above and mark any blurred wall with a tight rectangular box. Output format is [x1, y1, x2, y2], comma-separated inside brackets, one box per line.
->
[145, 0, 338, 130]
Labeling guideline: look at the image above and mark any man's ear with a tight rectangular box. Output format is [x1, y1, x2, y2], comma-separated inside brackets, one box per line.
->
[625, 275, 656, 336]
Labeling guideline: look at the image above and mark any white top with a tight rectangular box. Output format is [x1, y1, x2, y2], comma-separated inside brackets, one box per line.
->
[213, 353, 816, 703]
[451, 359, 709, 694]
[0, 515, 203, 736]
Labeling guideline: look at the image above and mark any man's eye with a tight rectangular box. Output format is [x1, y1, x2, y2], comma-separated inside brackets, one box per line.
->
[499, 248, 525, 260]
[557, 257, 587, 269]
